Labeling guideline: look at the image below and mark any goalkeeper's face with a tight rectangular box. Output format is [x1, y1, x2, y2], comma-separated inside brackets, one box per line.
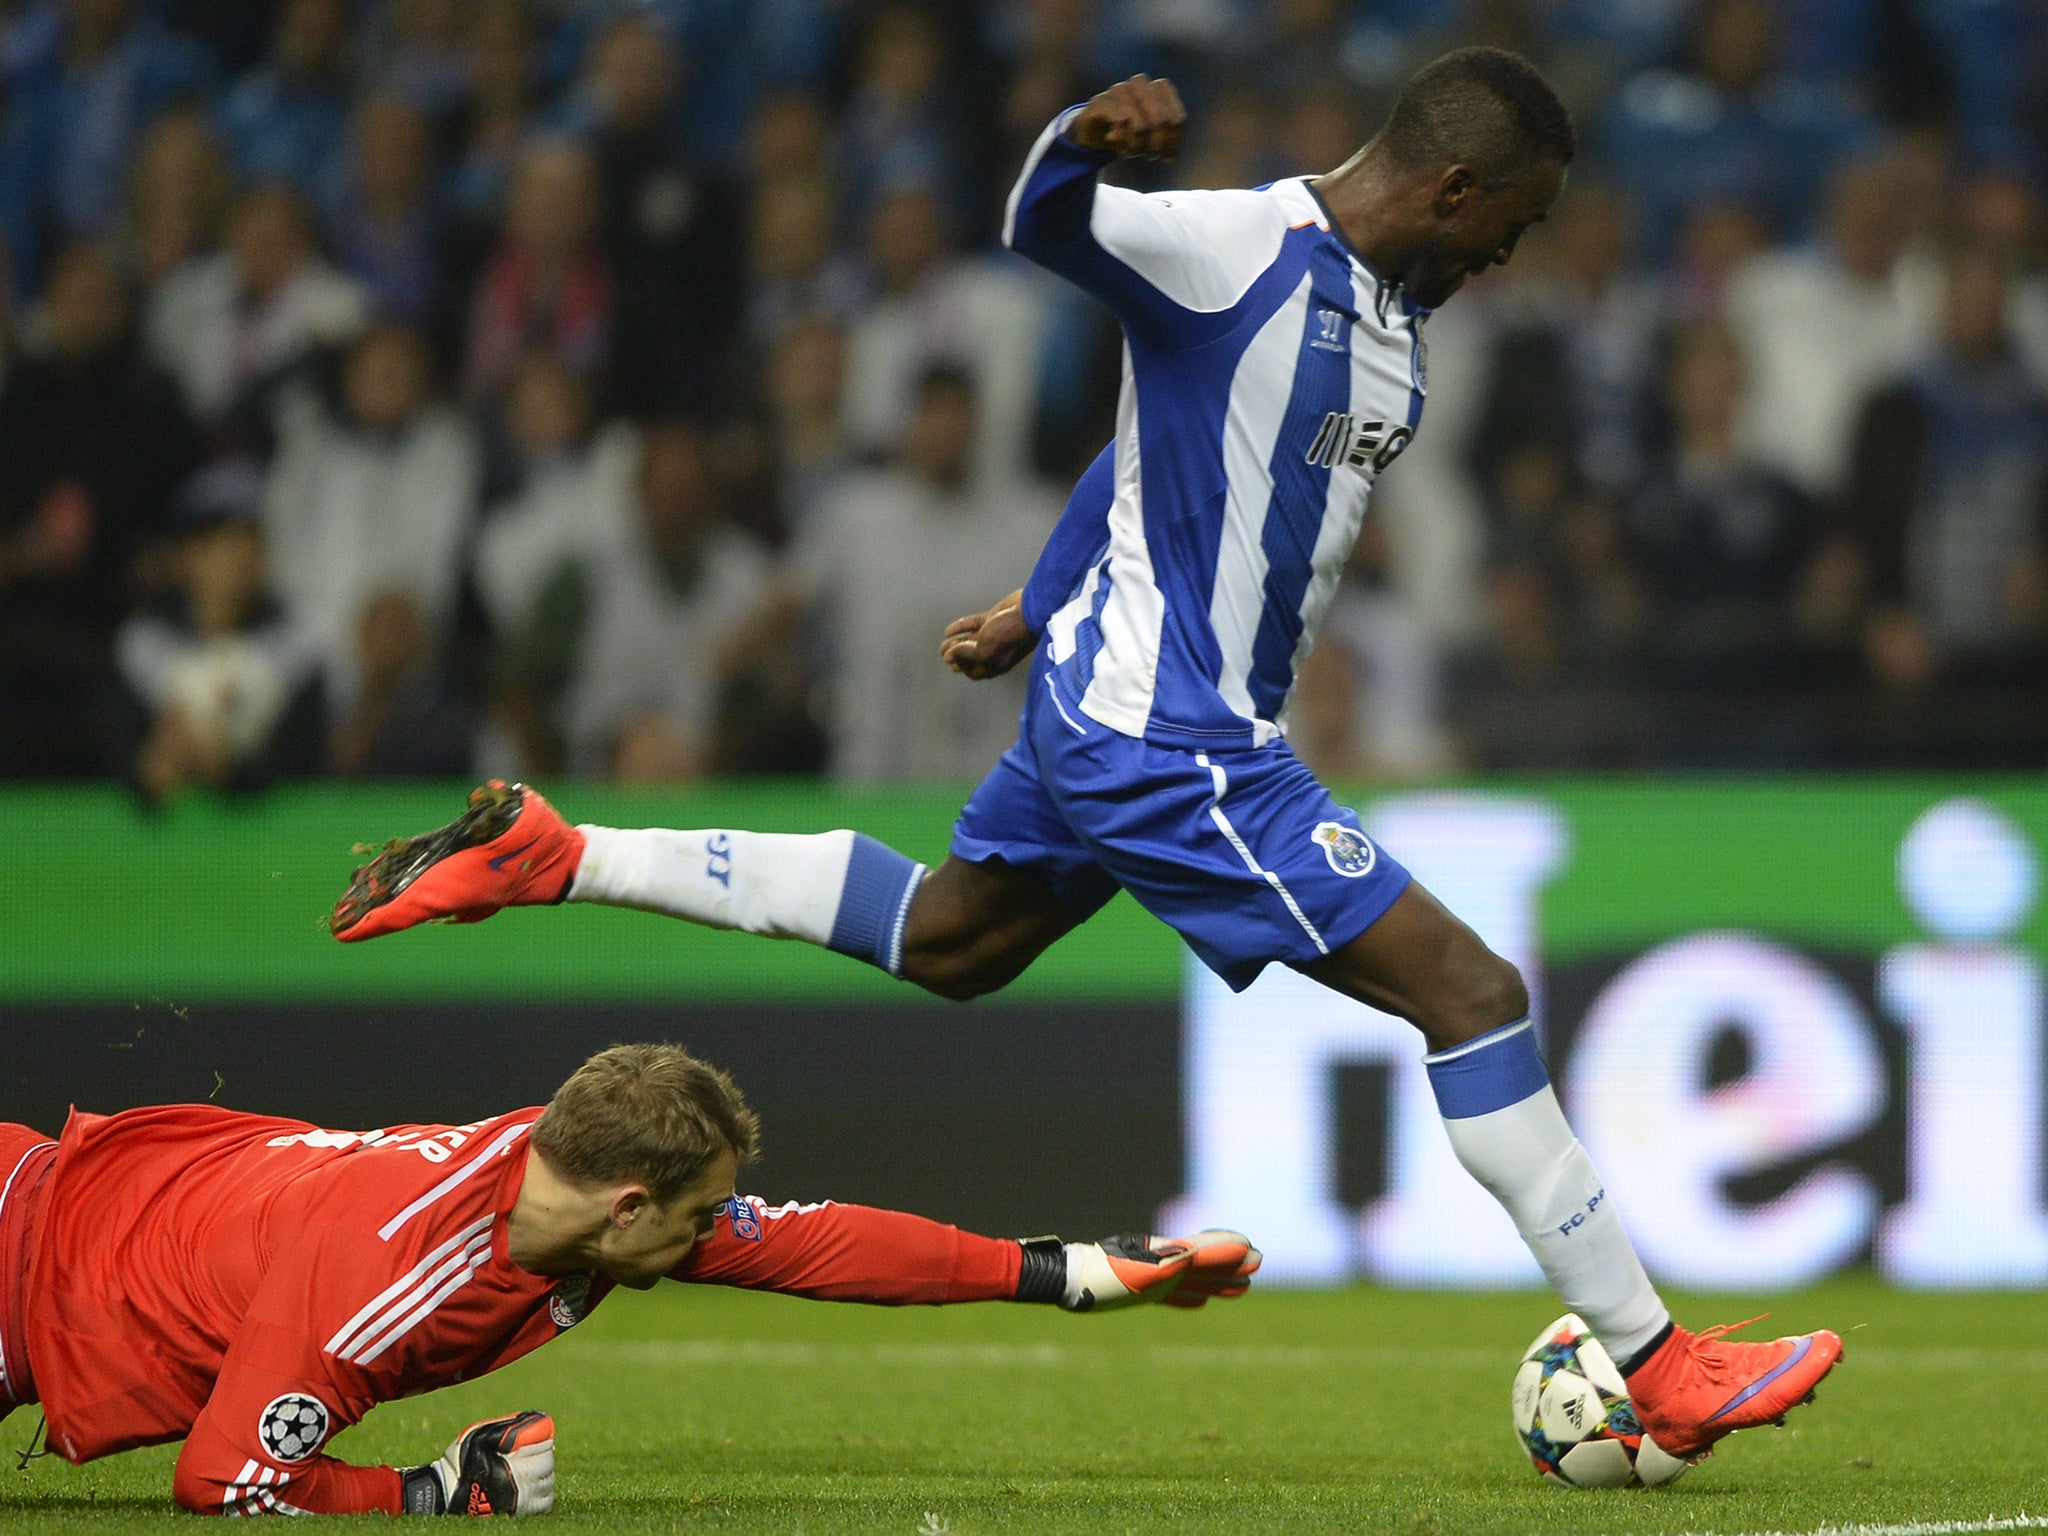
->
[596, 1148, 740, 1289]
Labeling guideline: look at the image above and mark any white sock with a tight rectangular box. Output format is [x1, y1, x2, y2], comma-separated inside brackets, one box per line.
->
[567, 825, 926, 974]
[1427, 1020, 1670, 1362]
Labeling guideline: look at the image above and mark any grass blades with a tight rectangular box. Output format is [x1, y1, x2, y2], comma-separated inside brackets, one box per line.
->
[3, 1275, 2042, 1533]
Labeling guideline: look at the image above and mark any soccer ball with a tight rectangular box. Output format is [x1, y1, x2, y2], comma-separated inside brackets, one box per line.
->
[1511, 1313, 1689, 1489]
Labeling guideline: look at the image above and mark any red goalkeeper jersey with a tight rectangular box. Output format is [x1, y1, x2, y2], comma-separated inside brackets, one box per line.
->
[3, 1105, 1020, 1515]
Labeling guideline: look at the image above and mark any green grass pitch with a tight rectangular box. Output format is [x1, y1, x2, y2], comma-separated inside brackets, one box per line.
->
[4, 1275, 2043, 1533]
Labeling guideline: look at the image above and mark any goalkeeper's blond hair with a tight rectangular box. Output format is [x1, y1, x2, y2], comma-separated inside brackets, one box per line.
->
[531, 1043, 760, 1204]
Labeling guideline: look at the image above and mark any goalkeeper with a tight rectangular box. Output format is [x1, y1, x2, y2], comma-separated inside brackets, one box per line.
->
[0, 1042, 1257, 1516]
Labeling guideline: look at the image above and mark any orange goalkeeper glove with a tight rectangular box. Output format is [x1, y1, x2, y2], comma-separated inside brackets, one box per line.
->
[400, 1410, 555, 1515]
[1018, 1230, 1262, 1311]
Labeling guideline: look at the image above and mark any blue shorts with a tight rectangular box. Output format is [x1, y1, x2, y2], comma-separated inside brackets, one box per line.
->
[951, 671, 1412, 991]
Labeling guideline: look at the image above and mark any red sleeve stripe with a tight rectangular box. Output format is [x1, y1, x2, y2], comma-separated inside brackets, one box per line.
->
[223, 1460, 307, 1517]
[325, 1215, 493, 1358]
[346, 1238, 495, 1366]
[222, 1458, 257, 1511]
[328, 1220, 494, 1363]
[375, 1121, 534, 1242]
[754, 1199, 831, 1220]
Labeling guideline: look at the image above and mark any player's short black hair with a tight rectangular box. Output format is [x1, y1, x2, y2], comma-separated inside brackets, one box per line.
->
[1376, 47, 1576, 183]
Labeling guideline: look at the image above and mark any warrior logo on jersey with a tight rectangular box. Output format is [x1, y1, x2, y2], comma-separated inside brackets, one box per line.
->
[258, 1393, 331, 1462]
[548, 1273, 592, 1329]
[1304, 412, 1414, 474]
[1312, 821, 1378, 878]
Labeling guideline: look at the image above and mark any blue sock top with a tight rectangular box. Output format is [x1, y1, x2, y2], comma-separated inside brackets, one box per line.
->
[1423, 1018, 1548, 1119]
[826, 834, 925, 976]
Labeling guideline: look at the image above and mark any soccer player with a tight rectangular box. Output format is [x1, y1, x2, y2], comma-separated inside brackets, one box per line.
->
[331, 50, 1840, 1459]
[0, 1043, 1258, 1515]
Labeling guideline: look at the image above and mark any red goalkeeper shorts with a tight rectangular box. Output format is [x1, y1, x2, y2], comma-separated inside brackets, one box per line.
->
[0, 1123, 56, 1416]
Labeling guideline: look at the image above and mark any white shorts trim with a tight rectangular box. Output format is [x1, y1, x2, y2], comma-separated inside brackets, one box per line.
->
[1195, 752, 1328, 954]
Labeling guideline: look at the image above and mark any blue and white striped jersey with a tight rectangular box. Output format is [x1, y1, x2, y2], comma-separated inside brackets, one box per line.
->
[1005, 108, 1428, 751]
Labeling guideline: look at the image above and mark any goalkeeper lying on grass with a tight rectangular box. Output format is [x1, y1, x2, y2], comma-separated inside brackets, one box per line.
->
[0, 1042, 1257, 1516]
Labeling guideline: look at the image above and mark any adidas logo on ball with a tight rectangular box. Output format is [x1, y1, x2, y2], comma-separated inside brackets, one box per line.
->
[1511, 1314, 1689, 1490]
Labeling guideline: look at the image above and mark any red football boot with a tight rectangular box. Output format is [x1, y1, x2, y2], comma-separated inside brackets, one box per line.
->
[330, 781, 585, 942]
[1626, 1316, 1843, 1459]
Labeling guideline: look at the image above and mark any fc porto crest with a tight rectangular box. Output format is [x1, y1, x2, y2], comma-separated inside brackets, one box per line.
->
[1312, 821, 1377, 878]
[549, 1272, 592, 1330]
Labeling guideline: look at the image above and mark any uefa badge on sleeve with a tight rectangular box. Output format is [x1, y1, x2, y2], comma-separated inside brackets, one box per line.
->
[257, 1393, 331, 1462]
[725, 1196, 763, 1241]
[1312, 821, 1378, 878]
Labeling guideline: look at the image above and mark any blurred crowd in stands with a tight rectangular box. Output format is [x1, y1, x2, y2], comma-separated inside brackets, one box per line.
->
[0, 0, 2045, 796]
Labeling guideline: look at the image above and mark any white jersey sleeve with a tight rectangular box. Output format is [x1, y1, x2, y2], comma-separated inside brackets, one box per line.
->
[1003, 108, 1292, 348]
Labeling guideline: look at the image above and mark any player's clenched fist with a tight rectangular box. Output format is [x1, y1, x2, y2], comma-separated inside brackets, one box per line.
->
[402, 1411, 556, 1515]
[1066, 74, 1187, 161]
[941, 588, 1036, 680]
[1054, 1230, 1262, 1311]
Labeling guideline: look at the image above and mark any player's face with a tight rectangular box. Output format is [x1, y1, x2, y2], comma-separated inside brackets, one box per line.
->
[1406, 159, 1565, 309]
[598, 1148, 740, 1289]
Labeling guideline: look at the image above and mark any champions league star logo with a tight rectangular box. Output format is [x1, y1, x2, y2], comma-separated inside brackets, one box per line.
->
[1312, 821, 1377, 878]
[549, 1273, 592, 1330]
[258, 1393, 331, 1462]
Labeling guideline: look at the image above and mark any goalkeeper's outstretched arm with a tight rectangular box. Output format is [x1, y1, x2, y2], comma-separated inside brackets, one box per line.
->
[669, 1195, 1259, 1312]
